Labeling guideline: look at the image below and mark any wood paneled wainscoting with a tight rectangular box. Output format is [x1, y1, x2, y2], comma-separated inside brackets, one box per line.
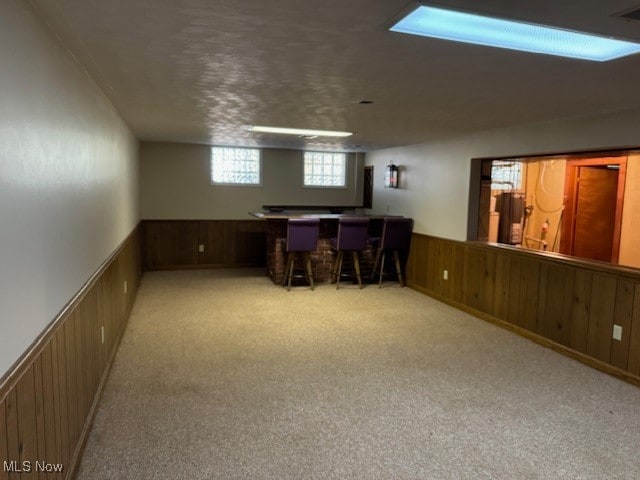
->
[406, 233, 640, 386]
[0, 228, 141, 479]
[141, 220, 266, 270]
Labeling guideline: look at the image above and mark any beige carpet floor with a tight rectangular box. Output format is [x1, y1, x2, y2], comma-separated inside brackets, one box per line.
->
[77, 269, 640, 479]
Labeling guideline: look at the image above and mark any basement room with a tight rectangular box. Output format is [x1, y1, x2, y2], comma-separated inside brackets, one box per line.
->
[2, 1, 640, 478]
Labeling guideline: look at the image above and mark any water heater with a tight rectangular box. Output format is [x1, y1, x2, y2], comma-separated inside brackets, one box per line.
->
[495, 192, 525, 245]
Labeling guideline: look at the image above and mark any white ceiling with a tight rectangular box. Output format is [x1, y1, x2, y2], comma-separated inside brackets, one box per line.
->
[28, 0, 640, 151]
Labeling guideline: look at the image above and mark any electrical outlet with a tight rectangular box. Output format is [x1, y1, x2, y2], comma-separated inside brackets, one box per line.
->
[443, 269, 448, 280]
[613, 324, 623, 341]
[198, 244, 204, 253]
[124, 280, 127, 294]
[101, 326, 105, 345]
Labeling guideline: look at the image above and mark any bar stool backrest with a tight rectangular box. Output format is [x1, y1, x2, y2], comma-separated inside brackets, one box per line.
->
[336, 217, 369, 250]
[381, 217, 413, 250]
[286, 218, 320, 252]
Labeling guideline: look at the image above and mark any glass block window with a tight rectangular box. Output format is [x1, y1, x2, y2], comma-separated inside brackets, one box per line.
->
[211, 146, 260, 185]
[491, 160, 522, 190]
[303, 151, 346, 187]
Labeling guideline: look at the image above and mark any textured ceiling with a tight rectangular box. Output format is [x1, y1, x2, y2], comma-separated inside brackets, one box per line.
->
[28, 0, 640, 151]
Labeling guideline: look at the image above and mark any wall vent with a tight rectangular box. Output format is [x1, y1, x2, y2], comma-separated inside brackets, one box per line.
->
[614, 5, 640, 21]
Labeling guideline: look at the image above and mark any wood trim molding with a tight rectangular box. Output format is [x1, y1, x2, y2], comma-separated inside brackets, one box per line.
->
[412, 232, 640, 280]
[0, 226, 141, 399]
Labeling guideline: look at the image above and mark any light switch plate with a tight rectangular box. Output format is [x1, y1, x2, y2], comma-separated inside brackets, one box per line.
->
[613, 324, 623, 341]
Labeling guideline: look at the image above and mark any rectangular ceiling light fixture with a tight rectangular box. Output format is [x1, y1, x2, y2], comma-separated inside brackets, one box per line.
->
[249, 126, 352, 137]
[389, 4, 640, 61]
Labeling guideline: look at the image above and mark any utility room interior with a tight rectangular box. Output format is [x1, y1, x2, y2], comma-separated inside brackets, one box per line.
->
[479, 150, 640, 269]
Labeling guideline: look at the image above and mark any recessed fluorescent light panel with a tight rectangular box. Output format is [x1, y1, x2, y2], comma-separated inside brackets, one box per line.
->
[249, 126, 352, 137]
[390, 5, 640, 61]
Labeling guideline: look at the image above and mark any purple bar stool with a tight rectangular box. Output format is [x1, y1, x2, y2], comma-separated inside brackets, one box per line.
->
[330, 217, 370, 289]
[282, 218, 320, 291]
[370, 217, 413, 287]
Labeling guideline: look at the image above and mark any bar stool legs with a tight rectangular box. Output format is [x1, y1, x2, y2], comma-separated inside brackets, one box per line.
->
[282, 218, 319, 291]
[352, 251, 363, 288]
[378, 251, 386, 287]
[284, 251, 315, 291]
[304, 252, 314, 290]
[332, 250, 363, 289]
[393, 250, 404, 287]
[372, 249, 405, 287]
[284, 251, 294, 291]
[330, 217, 369, 290]
[332, 251, 343, 287]
[369, 217, 413, 287]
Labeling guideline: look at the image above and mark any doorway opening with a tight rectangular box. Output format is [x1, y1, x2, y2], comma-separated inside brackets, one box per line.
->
[363, 166, 373, 209]
[476, 150, 637, 267]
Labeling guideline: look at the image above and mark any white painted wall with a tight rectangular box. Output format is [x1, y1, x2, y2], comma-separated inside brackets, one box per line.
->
[139, 142, 364, 219]
[0, 0, 138, 377]
[523, 159, 566, 253]
[367, 108, 640, 240]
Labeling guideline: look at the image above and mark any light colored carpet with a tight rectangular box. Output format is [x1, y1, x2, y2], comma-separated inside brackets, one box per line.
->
[77, 269, 640, 479]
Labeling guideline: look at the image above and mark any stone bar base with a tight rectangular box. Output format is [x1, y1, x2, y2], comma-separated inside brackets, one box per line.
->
[265, 218, 384, 285]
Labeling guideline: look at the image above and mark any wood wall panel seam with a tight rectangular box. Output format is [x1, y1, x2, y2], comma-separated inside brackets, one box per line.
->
[506, 256, 522, 327]
[5, 390, 19, 480]
[570, 270, 592, 354]
[586, 274, 617, 363]
[611, 280, 635, 370]
[55, 330, 70, 470]
[493, 253, 510, 321]
[16, 366, 38, 476]
[40, 342, 58, 478]
[0, 400, 8, 480]
[33, 357, 47, 477]
[628, 285, 640, 375]
[64, 318, 79, 451]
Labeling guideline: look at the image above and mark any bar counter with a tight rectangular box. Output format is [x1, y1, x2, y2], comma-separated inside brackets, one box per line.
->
[249, 212, 391, 285]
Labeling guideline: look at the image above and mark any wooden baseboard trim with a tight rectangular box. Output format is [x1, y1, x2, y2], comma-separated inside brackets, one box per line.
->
[407, 281, 640, 389]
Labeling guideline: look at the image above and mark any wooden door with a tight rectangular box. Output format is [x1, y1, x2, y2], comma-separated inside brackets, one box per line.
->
[363, 166, 373, 209]
[572, 167, 618, 261]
